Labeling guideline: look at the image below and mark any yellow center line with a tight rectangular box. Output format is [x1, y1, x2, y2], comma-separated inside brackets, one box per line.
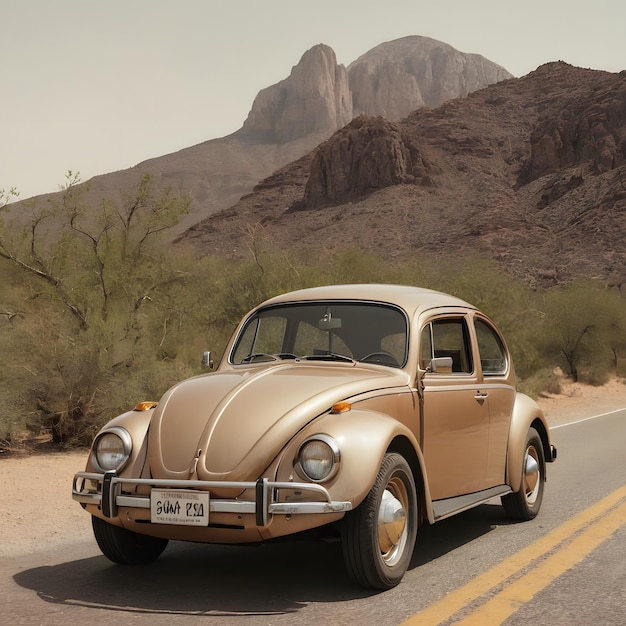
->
[457, 501, 626, 624]
[401, 484, 626, 626]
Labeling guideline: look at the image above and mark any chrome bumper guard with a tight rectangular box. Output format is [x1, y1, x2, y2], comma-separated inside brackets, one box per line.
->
[72, 471, 352, 527]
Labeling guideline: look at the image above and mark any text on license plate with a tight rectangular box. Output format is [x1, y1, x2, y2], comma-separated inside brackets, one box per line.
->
[150, 489, 209, 526]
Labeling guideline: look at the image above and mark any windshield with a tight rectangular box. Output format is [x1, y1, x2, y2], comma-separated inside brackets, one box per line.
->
[230, 301, 408, 367]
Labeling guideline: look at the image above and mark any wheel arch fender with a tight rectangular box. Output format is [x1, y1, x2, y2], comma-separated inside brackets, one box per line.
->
[277, 408, 432, 519]
[86, 407, 155, 476]
[507, 393, 552, 489]
[386, 434, 434, 525]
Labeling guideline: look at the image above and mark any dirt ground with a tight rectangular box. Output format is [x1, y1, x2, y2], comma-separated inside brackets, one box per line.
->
[1, 379, 624, 559]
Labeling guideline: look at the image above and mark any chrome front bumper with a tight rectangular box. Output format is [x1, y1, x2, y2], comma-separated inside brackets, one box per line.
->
[72, 471, 352, 527]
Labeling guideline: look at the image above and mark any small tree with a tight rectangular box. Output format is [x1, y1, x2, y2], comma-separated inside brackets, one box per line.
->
[0, 172, 194, 443]
[540, 279, 622, 383]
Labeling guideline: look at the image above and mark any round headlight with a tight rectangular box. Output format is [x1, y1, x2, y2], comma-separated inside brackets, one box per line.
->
[92, 427, 132, 473]
[296, 435, 340, 482]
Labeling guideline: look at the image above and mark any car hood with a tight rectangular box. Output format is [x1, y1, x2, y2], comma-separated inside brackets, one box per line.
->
[148, 362, 409, 481]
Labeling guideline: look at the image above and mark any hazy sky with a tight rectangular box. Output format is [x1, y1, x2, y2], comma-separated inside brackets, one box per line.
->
[2, 0, 625, 200]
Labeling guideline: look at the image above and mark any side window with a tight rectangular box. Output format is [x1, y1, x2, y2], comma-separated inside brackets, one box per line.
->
[475, 318, 507, 375]
[420, 318, 473, 373]
[420, 324, 433, 369]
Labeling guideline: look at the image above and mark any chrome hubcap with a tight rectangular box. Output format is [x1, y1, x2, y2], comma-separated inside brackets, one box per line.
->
[378, 477, 408, 566]
[524, 445, 540, 504]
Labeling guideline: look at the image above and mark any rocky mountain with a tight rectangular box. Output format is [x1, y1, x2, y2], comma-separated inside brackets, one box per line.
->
[177, 62, 626, 289]
[236, 44, 353, 143]
[12, 37, 511, 233]
[348, 36, 511, 118]
[237, 36, 510, 144]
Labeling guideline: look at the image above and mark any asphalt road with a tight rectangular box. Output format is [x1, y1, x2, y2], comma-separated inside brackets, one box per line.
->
[3, 408, 625, 625]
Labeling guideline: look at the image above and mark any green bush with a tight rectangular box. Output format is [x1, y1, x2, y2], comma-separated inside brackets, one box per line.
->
[539, 279, 626, 382]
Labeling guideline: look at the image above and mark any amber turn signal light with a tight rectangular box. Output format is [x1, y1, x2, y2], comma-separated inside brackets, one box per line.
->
[134, 401, 158, 411]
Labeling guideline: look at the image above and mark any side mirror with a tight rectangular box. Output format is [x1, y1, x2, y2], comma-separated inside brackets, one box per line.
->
[429, 356, 453, 373]
[202, 351, 214, 369]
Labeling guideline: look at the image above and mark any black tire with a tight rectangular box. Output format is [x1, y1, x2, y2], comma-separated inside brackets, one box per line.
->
[502, 427, 546, 521]
[341, 452, 418, 589]
[92, 515, 168, 564]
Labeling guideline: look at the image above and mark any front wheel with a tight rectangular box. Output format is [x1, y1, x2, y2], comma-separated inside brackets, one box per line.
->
[341, 452, 418, 589]
[502, 427, 546, 521]
[92, 515, 169, 564]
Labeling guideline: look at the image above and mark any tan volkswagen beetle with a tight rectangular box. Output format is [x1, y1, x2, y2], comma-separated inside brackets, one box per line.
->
[73, 284, 557, 589]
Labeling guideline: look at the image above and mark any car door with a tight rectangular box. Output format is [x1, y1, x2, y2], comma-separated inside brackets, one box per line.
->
[419, 314, 490, 500]
[472, 315, 516, 487]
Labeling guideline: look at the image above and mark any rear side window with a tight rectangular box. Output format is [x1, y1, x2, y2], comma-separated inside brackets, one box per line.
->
[420, 318, 473, 373]
[474, 318, 507, 375]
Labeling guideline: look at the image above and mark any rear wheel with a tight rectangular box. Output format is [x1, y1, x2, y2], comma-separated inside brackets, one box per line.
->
[341, 453, 418, 589]
[92, 515, 169, 564]
[502, 427, 545, 521]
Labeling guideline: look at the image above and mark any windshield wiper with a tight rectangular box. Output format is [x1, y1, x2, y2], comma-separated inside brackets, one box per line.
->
[303, 353, 355, 363]
[240, 353, 278, 363]
[240, 353, 300, 363]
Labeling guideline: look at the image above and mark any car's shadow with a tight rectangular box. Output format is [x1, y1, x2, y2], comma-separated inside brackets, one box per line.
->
[14, 503, 508, 616]
[412, 501, 512, 567]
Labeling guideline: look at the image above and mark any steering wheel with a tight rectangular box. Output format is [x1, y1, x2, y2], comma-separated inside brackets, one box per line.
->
[360, 352, 399, 366]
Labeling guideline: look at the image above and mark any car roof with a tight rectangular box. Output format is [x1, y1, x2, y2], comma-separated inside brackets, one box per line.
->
[259, 284, 476, 317]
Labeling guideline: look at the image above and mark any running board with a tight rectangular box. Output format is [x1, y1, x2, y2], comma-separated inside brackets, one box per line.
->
[432, 485, 512, 521]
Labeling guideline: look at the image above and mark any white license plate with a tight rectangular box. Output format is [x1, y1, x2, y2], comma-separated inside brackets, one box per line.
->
[150, 489, 209, 526]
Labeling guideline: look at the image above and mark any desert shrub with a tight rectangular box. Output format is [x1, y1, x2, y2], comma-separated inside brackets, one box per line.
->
[325, 247, 398, 284]
[540, 279, 626, 382]
[0, 174, 195, 444]
[575, 364, 612, 386]
[517, 368, 562, 399]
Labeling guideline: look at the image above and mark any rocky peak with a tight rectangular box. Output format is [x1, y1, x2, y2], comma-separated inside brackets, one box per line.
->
[347, 35, 513, 120]
[238, 37, 512, 146]
[238, 44, 352, 144]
